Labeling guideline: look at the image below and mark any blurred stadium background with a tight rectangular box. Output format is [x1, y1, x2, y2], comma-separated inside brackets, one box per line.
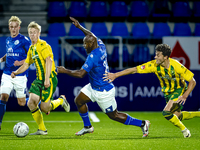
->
[0, 0, 200, 112]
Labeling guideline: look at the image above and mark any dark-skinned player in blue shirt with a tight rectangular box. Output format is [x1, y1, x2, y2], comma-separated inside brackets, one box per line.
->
[57, 17, 151, 137]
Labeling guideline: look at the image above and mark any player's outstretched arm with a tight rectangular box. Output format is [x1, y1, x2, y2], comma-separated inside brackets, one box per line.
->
[103, 67, 137, 83]
[57, 66, 87, 78]
[11, 62, 29, 78]
[0, 54, 6, 63]
[70, 17, 94, 36]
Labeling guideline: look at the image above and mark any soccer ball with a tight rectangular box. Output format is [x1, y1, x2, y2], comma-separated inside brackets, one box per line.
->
[13, 122, 29, 137]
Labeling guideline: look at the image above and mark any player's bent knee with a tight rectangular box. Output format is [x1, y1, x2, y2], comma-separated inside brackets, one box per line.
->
[1, 94, 9, 102]
[162, 111, 173, 120]
[17, 98, 26, 106]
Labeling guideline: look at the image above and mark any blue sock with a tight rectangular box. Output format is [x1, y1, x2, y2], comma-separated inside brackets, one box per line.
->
[79, 112, 91, 127]
[26, 98, 41, 107]
[124, 115, 142, 127]
[0, 100, 7, 124]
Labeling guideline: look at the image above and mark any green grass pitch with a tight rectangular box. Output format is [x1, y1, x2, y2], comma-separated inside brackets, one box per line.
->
[0, 111, 200, 150]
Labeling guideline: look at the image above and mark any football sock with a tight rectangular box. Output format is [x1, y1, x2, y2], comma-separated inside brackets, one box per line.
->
[79, 112, 91, 127]
[162, 111, 186, 131]
[50, 97, 63, 110]
[179, 111, 200, 121]
[0, 100, 6, 124]
[31, 107, 46, 131]
[124, 115, 142, 127]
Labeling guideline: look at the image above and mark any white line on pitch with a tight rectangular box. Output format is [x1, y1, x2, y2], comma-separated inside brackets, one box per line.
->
[3, 121, 83, 123]
[89, 112, 100, 122]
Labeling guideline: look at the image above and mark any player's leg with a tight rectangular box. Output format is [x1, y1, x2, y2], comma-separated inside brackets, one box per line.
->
[41, 74, 70, 113]
[162, 100, 190, 137]
[175, 111, 200, 121]
[106, 109, 150, 137]
[0, 93, 9, 130]
[74, 91, 93, 136]
[14, 75, 27, 106]
[0, 73, 14, 130]
[28, 79, 47, 135]
[28, 93, 47, 135]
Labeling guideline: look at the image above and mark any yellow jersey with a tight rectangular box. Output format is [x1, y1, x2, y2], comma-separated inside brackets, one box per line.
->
[25, 39, 57, 80]
[136, 58, 194, 94]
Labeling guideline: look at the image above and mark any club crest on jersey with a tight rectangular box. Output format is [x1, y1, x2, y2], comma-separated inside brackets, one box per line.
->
[14, 40, 19, 45]
[90, 54, 93, 58]
[141, 65, 145, 70]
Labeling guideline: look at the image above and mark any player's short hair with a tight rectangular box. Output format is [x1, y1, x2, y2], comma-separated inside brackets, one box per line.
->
[155, 44, 172, 58]
[8, 16, 22, 26]
[28, 21, 41, 33]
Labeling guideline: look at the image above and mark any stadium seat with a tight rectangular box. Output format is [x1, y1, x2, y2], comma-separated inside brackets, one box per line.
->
[91, 22, 108, 37]
[88, 1, 108, 21]
[132, 45, 150, 66]
[47, 1, 68, 22]
[153, 22, 171, 38]
[192, 1, 200, 22]
[48, 23, 67, 37]
[173, 23, 191, 36]
[194, 23, 200, 36]
[110, 45, 129, 68]
[111, 22, 129, 37]
[171, 1, 191, 22]
[69, 1, 87, 21]
[150, 0, 170, 22]
[68, 22, 85, 36]
[132, 22, 150, 38]
[128, 0, 149, 22]
[110, 1, 128, 21]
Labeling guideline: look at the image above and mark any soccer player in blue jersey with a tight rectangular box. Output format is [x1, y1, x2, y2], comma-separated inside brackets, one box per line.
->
[0, 16, 31, 130]
[57, 17, 150, 137]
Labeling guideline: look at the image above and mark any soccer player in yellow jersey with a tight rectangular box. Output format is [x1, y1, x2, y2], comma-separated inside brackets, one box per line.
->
[11, 21, 70, 135]
[104, 44, 200, 138]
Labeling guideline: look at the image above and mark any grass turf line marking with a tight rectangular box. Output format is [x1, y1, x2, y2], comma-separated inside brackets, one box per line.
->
[89, 112, 100, 122]
[3, 121, 83, 123]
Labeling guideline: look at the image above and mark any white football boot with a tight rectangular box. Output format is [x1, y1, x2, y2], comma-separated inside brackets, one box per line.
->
[75, 126, 94, 136]
[141, 120, 150, 137]
[182, 128, 191, 138]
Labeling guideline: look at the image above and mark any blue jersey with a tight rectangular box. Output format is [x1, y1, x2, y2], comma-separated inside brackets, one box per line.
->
[4, 33, 31, 76]
[82, 38, 114, 92]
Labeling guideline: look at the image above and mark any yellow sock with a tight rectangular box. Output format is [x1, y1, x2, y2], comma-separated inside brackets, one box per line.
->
[182, 111, 200, 120]
[31, 107, 46, 131]
[169, 114, 186, 131]
[50, 97, 63, 110]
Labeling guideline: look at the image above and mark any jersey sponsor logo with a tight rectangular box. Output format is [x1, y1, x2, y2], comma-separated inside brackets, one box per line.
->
[14, 40, 19, 45]
[141, 65, 145, 69]
[32, 54, 39, 59]
[7, 48, 13, 52]
[7, 53, 19, 56]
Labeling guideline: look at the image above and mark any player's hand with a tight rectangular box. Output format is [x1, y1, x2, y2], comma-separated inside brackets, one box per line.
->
[103, 72, 116, 83]
[11, 72, 16, 78]
[176, 95, 186, 105]
[14, 60, 21, 66]
[44, 79, 50, 89]
[0, 58, 2, 63]
[57, 66, 66, 73]
[69, 17, 80, 28]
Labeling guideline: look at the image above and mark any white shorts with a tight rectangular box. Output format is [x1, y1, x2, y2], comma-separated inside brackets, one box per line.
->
[0, 73, 27, 98]
[81, 83, 117, 113]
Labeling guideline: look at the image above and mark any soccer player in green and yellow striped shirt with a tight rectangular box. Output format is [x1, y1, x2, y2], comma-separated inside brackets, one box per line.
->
[104, 44, 200, 138]
[11, 21, 70, 135]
